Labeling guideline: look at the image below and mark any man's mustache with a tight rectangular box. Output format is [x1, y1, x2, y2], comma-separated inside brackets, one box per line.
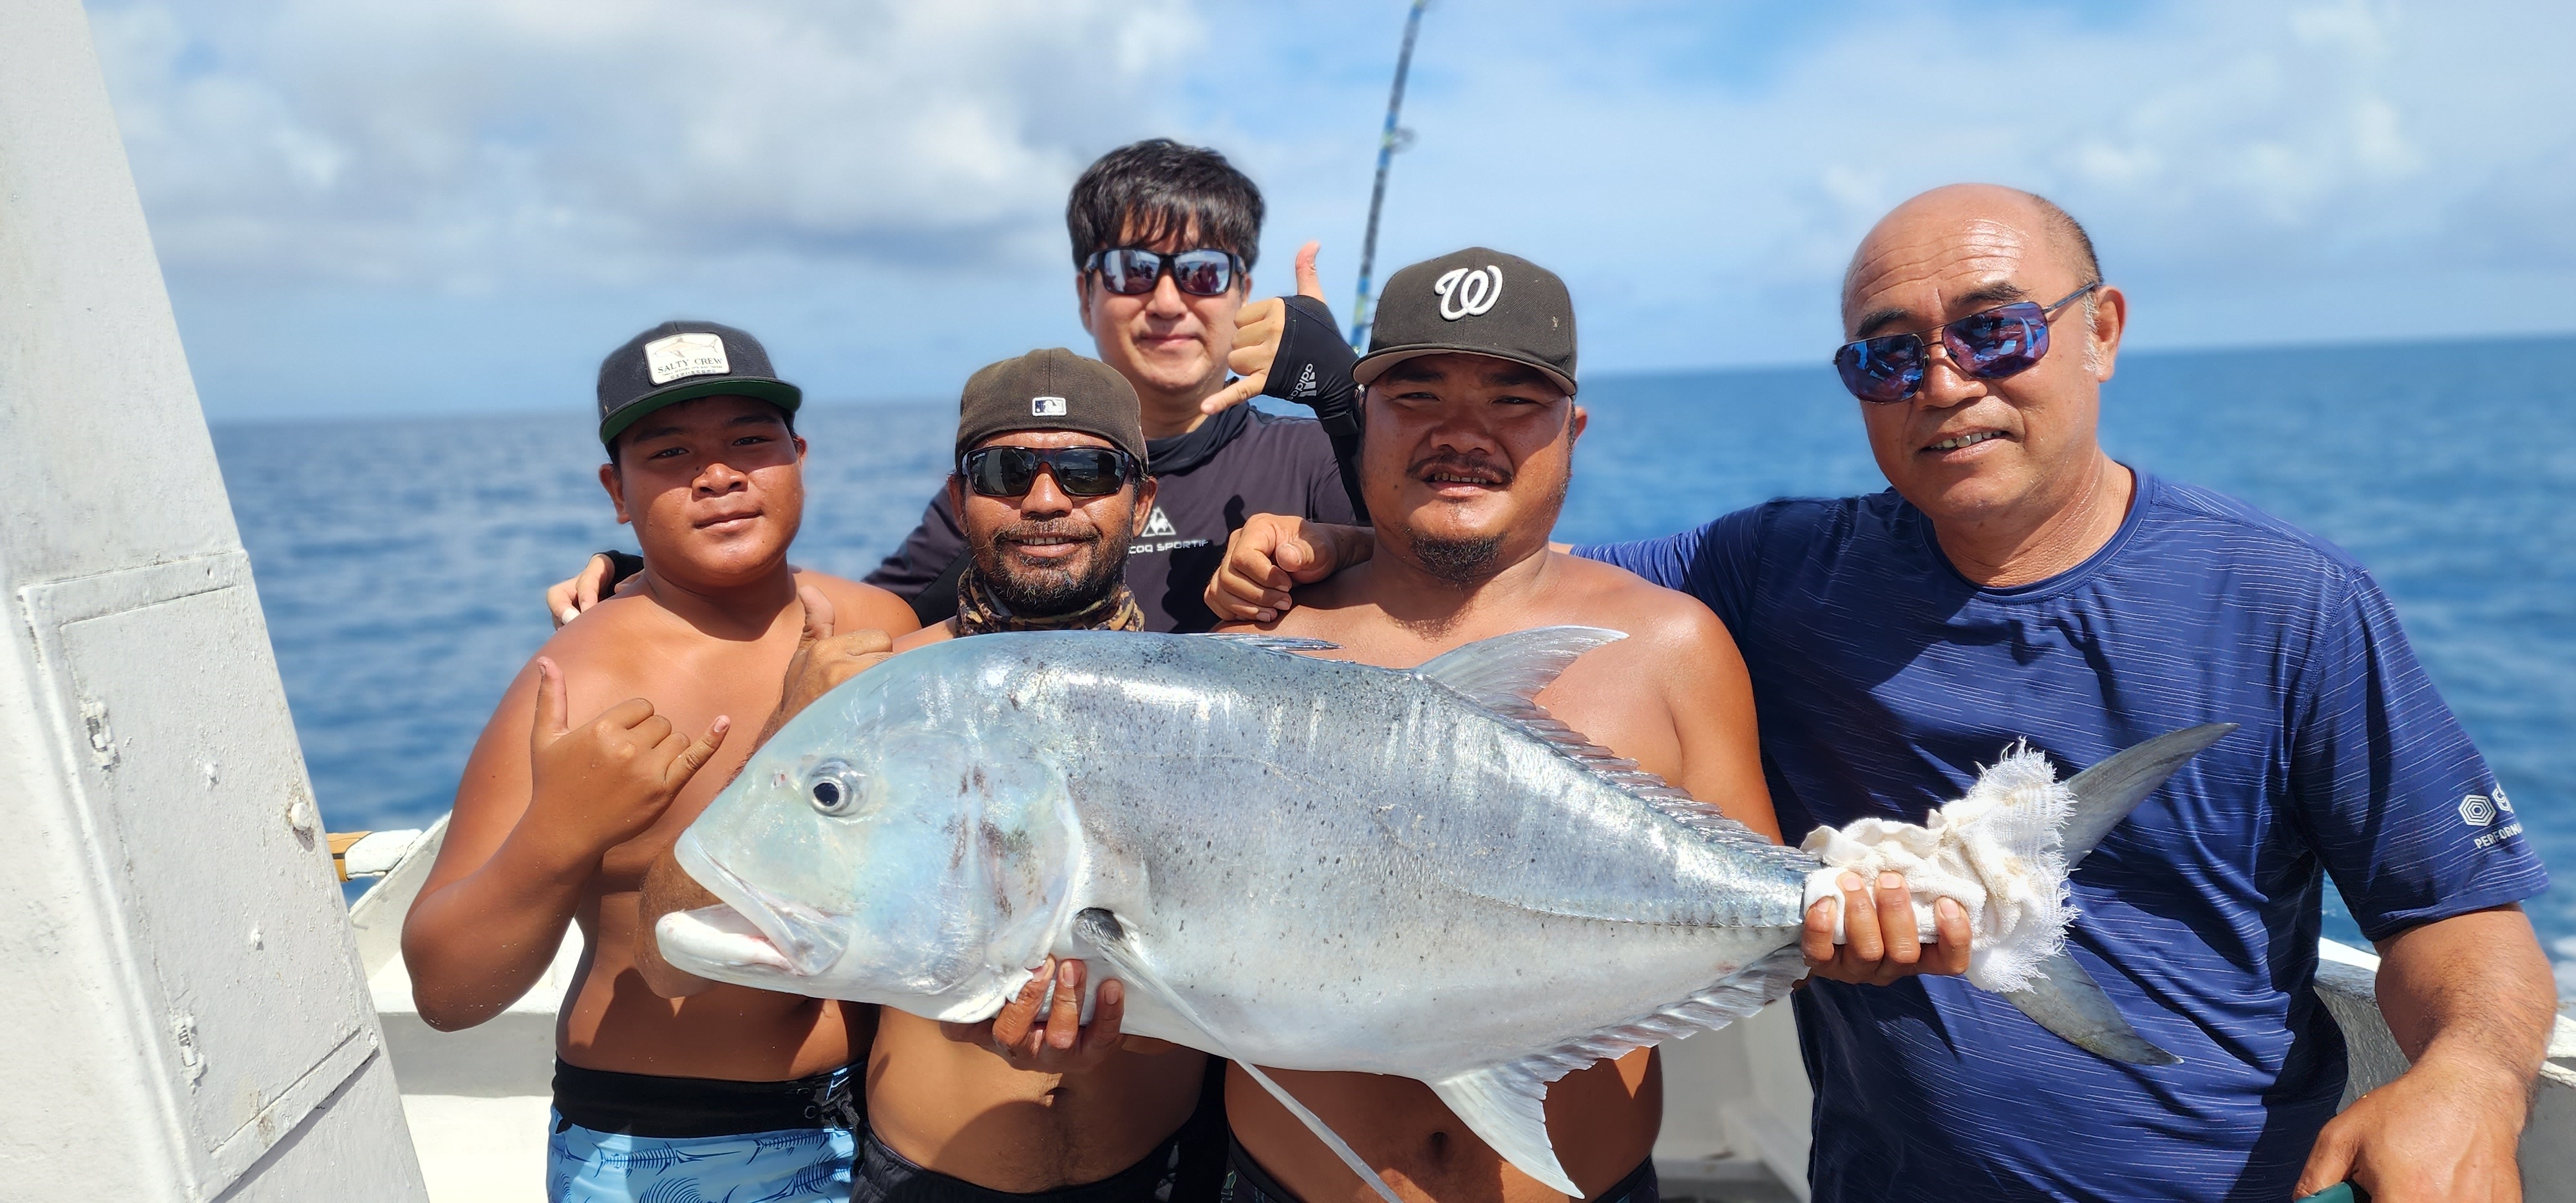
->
[1407, 452, 1513, 487]
[994, 520, 1103, 547]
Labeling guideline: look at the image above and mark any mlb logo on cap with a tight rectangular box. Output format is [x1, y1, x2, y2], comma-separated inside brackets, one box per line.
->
[1032, 395, 1068, 417]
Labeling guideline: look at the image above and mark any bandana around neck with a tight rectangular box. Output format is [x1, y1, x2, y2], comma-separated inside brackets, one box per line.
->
[953, 564, 1145, 636]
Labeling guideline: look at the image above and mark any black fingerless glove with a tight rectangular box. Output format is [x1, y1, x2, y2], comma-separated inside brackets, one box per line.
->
[600, 549, 644, 591]
[1258, 294, 1370, 522]
[1259, 294, 1361, 438]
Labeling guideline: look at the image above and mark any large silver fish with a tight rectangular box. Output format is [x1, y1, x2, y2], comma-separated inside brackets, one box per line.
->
[658, 627, 2228, 1197]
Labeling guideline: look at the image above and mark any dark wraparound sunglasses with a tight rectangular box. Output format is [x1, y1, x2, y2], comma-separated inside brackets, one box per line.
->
[1833, 283, 2101, 404]
[960, 446, 1137, 498]
[1083, 247, 1244, 297]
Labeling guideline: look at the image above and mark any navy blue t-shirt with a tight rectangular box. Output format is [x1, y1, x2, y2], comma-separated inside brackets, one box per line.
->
[1578, 471, 2547, 1202]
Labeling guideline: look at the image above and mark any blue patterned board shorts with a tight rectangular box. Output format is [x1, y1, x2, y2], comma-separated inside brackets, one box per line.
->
[546, 1115, 856, 1202]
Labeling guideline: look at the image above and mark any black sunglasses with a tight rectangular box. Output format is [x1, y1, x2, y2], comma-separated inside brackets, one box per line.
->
[959, 446, 1137, 498]
[1833, 283, 2101, 404]
[1082, 247, 1243, 297]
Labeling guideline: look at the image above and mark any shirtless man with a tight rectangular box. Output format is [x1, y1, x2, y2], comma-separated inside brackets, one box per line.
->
[636, 347, 1232, 1203]
[1215, 251, 1781, 1203]
[402, 320, 920, 1201]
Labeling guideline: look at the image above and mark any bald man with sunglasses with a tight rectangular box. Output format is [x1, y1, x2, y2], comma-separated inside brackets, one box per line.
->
[1206, 185, 2556, 1203]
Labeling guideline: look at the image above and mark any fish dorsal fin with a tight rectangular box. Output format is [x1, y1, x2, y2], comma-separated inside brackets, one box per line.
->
[1202, 632, 1343, 653]
[1412, 625, 1625, 717]
[1419, 625, 1803, 869]
[1512, 713, 1798, 860]
[1429, 946, 1807, 1193]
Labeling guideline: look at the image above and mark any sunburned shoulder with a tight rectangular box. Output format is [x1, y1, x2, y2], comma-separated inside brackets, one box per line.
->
[535, 590, 670, 673]
[793, 571, 923, 639]
[1542, 552, 1740, 663]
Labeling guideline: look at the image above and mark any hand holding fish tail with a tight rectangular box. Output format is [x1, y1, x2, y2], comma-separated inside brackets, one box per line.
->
[526, 657, 730, 861]
[1206, 515, 1372, 623]
[757, 584, 895, 750]
[1801, 871, 1973, 985]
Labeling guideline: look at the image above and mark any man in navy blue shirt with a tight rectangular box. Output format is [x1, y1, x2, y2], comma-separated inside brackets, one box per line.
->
[1204, 185, 2557, 1202]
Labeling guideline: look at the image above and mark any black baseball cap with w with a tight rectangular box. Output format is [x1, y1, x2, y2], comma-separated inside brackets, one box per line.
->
[1356, 247, 1577, 396]
[597, 320, 803, 446]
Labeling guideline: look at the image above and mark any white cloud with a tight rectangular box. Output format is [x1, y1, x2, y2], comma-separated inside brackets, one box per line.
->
[1208, 0, 2576, 368]
[77, 0, 2576, 416]
[90, 0, 1202, 293]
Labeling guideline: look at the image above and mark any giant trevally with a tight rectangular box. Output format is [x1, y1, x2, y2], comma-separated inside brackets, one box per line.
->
[657, 627, 2228, 1199]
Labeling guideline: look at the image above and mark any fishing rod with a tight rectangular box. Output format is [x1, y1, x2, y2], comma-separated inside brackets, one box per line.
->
[1347, 0, 1430, 350]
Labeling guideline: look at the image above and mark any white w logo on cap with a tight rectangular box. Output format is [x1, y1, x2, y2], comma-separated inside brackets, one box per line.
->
[1434, 265, 1502, 321]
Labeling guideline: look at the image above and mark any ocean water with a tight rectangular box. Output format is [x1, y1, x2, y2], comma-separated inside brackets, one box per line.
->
[210, 335, 2575, 1000]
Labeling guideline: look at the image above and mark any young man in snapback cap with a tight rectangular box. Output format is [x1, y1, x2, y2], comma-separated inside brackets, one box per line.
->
[406, 320, 919, 1202]
[1206, 251, 1782, 1203]
[632, 347, 1235, 1203]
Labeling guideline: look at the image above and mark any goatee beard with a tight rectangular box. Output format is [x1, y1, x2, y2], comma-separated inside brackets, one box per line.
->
[974, 524, 1133, 616]
[1410, 532, 1506, 585]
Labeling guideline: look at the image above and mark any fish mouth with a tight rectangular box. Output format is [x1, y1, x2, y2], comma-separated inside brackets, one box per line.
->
[672, 833, 848, 978]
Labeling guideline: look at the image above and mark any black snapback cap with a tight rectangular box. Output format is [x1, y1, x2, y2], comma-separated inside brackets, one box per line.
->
[1355, 247, 1577, 395]
[597, 320, 802, 446]
[955, 348, 1147, 466]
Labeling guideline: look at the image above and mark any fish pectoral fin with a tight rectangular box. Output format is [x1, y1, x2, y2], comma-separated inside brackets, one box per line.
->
[2004, 950, 2181, 1066]
[1426, 1064, 1582, 1197]
[1412, 625, 1625, 717]
[1072, 909, 1408, 1203]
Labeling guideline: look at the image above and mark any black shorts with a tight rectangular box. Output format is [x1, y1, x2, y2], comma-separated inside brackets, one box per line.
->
[853, 1057, 1231, 1203]
[549, 1057, 858, 1138]
[1219, 1138, 1660, 1203]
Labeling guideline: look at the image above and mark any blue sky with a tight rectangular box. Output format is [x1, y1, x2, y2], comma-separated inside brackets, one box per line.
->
[82, 0, 2576, 420]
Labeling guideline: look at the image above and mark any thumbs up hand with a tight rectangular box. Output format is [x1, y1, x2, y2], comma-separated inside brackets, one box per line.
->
[1203, 241, 1335, 415]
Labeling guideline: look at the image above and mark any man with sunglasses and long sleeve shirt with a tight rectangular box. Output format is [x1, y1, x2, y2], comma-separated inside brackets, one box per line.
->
[548, 139, 1362, 632]
[634, 348, 1237, 1203]
[1205, 185, 2557, 1202]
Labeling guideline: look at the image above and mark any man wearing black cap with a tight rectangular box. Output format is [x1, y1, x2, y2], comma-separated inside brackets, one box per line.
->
[632, 347, 1235, 1203]
[405, 320, 920, 1202]
[1207, 251, 1781, 1203]
[547, 139, 1363, 633]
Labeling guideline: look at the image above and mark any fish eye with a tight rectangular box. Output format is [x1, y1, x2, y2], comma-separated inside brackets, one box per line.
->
[807, 759, 868, 817]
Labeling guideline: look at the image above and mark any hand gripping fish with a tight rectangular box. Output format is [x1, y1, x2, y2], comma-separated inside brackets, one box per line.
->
[657, 628, 2230, 1200]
